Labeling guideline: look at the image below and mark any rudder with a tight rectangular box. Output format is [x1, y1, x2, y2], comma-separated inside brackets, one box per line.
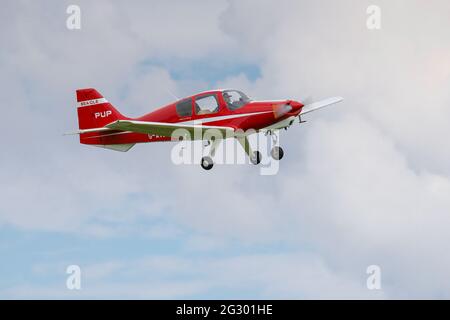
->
[76, 88, 125, 130]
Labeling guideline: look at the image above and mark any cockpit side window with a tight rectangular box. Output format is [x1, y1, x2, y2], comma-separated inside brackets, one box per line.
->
[223, 90, 251, 111]
[194, 94, 219, 115]
[176, 99, 193, 117]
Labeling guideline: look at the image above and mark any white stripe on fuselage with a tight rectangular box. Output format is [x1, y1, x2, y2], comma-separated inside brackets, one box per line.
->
[80, 111, 273, 137]
[178, 111, 272, 125]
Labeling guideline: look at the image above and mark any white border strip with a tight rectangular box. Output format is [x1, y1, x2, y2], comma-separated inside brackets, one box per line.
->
[179, 111, 272, 125]
[77, 98, 108, 107]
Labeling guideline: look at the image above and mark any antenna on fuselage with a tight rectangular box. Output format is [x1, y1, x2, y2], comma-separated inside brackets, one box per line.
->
[166, 89, 180, 101]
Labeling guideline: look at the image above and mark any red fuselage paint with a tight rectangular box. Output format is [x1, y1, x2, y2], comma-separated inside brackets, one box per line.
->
[80, 90, 303, 146]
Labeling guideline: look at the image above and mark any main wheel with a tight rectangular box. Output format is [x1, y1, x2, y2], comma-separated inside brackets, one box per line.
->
[250, 151, 262, 165]
[201, 156, 214, 170]
[270, 146, 284, 160]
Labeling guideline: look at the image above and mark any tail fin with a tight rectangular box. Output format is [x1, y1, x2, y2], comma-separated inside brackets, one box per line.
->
[76, 88, 125, 130]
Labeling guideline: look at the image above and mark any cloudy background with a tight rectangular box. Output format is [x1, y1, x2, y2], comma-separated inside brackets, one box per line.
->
[0, 0, 449, 299]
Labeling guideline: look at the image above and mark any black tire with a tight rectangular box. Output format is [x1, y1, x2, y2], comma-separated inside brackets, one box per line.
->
[271, 146, 284, 160]
[250, 151, 262, 165]
[201, 156, 214, 170]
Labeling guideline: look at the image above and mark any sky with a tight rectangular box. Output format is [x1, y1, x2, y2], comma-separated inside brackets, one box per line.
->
[0, 0, 450, 299]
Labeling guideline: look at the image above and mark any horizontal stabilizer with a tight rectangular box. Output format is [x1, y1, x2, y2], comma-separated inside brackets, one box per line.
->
[93, 144, 135, 152]
[63, 127, 111, 135]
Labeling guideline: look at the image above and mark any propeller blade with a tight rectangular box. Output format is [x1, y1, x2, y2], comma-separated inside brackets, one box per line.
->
[273, 103, 293, 119]
[301, 96, 314, 105]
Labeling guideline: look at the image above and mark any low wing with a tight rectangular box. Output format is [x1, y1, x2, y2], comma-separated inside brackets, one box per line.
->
[300, 97, 343, 115]
[105, 120, 235, 139]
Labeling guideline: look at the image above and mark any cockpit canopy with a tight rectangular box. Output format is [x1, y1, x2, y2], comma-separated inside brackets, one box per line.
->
[222, 90, 251, 110]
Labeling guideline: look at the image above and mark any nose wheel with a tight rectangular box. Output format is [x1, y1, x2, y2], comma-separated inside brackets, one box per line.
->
[270, 146, 284, 160]
[268, 131, 284, 161]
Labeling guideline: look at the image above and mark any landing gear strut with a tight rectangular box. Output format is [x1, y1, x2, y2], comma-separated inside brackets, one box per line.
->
[268, 131, 284, 161]
[250, 151, 262, 165]
[200, 137, 221, 170]
[236, 136, 262, 166]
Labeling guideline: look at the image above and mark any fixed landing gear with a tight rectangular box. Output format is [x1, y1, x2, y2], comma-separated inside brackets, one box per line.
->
[270, 146, 284, 160]
[200, 137, 221, 170]
[201, 156, 214, 170]
[250, 151, 262, 165]
[199, 133, 283, 170]
[268, 131, 284, 161]
[236, 137, 263, 166]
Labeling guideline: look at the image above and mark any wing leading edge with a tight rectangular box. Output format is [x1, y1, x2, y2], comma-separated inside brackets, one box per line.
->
[300, 97, 343, 115]
[105, 120, 235, 139]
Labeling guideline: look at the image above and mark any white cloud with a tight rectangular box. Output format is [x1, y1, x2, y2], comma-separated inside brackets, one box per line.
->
[1, 0, 450, 298]
[3, 253, 383, 299]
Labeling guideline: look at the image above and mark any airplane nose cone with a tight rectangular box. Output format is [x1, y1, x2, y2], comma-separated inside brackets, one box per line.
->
[290, 101, 303, 113]
[273, 102, 293, 119]
[272, 100, 303, 118]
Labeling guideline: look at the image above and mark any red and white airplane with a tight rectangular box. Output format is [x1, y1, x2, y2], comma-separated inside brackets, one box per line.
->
[68, 88, 342, 170]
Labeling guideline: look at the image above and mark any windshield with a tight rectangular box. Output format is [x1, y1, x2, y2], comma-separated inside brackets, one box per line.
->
[222, 90, 251, 110]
